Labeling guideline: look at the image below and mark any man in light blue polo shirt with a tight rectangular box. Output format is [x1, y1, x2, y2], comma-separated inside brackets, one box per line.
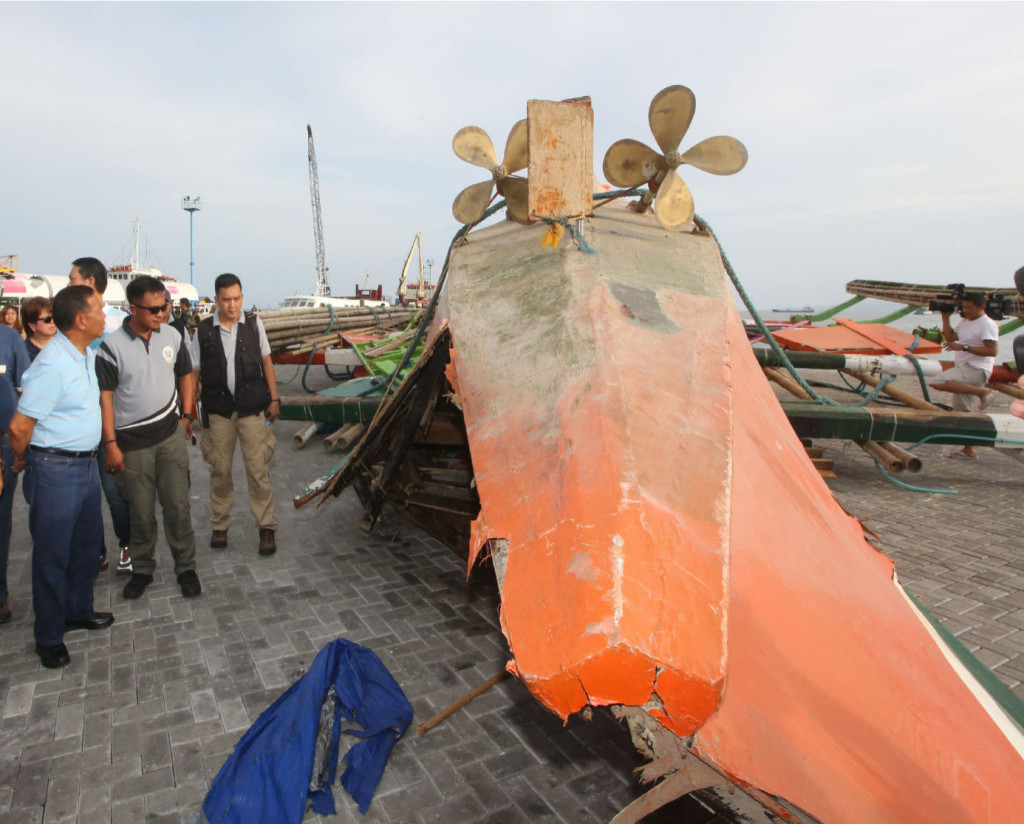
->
[0, 322, 30, 625]
[8, 286, 114, 669]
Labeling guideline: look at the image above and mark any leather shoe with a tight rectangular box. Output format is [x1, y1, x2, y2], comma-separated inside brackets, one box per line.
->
[65, 612, 115, 631]
[36, 642, 70, 669]
[0, 601, 10, 624]
[258, 528, 277, 556]
[177, 570, 202, 598]
[123, 573, 153, 600]
[210, 530, 228, 549]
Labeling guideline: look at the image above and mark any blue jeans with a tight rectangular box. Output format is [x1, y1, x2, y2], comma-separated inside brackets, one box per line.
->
[0, 436, 16, 603]
[97, 441, 131, 562]
[23, 450, 103, 647]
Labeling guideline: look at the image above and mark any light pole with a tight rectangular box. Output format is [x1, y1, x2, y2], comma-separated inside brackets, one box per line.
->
[181, 196, 202, 285]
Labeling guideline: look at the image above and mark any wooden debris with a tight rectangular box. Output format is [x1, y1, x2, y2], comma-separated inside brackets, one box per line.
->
[416, 671, 509, 737]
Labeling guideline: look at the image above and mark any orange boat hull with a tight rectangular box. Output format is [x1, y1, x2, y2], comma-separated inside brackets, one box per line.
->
[439, 203, 1024, 821]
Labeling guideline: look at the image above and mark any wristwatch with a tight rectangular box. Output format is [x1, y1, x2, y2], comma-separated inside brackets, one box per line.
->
[961, 344, 970, 352]
[181, 412, 195, 422]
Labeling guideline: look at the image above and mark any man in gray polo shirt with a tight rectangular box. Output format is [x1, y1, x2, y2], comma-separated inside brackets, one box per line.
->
[96, 276, 200, 600]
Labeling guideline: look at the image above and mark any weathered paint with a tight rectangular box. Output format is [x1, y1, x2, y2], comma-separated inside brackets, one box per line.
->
[446, 207, 733, 735]
[443, 201, 1024, 821]
[693, 308, 1024, 821]
[769, 321, 941, 354]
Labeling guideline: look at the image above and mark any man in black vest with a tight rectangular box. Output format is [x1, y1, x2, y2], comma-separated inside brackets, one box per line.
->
[189, 273, 280, 555]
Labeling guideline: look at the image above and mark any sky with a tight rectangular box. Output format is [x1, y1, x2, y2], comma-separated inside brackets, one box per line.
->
[2, 2, 1023, 308]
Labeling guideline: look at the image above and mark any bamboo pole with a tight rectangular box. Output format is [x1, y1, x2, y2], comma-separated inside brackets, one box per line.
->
[416, 671, 509, 737]
[857, 440, 904, 473]
[293, 422, 317, 449]
[763, 367, 812, 400]
[990, 381, 1024, 400]
[876, 441, 922, 473]
[841, 369, 943, 411]
[324, 422, 364, 452]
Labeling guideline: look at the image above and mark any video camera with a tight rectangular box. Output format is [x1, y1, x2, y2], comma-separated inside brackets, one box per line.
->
[928, 283, 1015, 320]
[928, 283, 965, 314]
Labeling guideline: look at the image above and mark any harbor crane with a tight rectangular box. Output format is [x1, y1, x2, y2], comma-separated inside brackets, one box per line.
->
[307, 125, 330, 298]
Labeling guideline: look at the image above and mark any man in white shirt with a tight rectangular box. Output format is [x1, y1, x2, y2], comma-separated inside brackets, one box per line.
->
[928, 292, 999, 458]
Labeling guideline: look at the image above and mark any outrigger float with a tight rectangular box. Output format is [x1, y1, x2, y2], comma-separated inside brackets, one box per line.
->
[296, 88, 1024, 822]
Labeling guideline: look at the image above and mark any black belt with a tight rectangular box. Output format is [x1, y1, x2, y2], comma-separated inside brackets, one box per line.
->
[29, 445, 99, 459]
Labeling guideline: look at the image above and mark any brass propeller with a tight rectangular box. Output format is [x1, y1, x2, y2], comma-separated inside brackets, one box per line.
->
[451, 120, 530, 224]
[602, 84, 748, 231]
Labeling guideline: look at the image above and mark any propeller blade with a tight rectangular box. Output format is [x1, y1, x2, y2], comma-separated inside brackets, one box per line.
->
[502, 119, 529, 175]
[602, 139, 664, 188]
[452, 179, 495, 225]
[498, 175, 530, 224]
[452, 126, 499, 170]
[654, 169, 694, 231]
[648, 85, 696, 155]
[680, 136, 748, 176]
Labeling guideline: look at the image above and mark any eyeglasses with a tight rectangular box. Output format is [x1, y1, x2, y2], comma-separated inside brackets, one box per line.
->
[131, 301, 169, 315]
[38, 316, 54, 324]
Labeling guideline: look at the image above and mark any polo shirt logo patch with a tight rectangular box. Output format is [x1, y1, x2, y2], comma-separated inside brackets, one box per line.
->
[162, 346, 174, 364]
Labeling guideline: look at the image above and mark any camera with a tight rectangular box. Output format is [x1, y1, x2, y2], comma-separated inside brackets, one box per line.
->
[927, 283, 1015, 319]
[928, 283, 965, 314]
[984, 292, 1015, 321]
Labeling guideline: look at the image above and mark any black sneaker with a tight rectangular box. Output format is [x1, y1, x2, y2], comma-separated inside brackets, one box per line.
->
[177, 570, 202, 599]
[122, 573, 153, 600]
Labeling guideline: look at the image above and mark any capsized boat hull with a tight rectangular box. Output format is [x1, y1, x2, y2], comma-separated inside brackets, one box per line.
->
[438, 202, 1024, 822]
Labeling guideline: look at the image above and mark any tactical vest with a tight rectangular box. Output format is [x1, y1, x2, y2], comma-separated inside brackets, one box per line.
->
[197, 312, 270, 419]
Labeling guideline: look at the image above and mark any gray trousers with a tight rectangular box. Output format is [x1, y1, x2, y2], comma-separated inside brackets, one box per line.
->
[116, 431, 197, 577]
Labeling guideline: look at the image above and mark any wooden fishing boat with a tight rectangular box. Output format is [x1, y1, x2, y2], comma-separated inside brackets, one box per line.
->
[318, 89, 1024, 822]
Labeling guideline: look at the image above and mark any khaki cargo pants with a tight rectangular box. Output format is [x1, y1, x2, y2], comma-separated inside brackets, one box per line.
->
[116, 431, 197, 577]
[200, 412, 277, 532]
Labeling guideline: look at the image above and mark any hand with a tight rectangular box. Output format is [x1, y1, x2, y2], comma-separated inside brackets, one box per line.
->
[266, 399, 280, 422]
[942, 340, 958, 352]
[12, 455, 24, 474]
[1013, 377, 1024, 420]
[106, 443, 125, 474]
[181, 417, 194, 441]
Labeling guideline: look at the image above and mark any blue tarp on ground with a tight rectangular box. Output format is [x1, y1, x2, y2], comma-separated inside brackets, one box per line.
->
[201, 639, 413, 822]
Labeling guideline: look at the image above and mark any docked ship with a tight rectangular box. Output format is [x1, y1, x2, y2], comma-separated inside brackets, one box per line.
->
[106, 218, 199, 305]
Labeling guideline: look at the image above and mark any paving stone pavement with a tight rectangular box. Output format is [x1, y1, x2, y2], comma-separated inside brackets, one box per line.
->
[2, 366, 1022, 823]
[0, 394, 712, 824]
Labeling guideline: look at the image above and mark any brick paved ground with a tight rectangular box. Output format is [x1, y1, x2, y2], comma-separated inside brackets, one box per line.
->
[1, 365, 1022, 823]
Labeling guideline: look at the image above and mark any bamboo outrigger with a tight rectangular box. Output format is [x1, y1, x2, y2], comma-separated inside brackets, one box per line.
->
[310, 89, 1024, 822]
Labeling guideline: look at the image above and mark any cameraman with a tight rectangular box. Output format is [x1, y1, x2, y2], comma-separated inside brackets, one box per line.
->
[928, 292, 998, 457]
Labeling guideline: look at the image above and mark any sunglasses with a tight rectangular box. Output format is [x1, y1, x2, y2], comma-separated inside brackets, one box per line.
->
[37, 316, 54, 324]
[132, 301, 170, 315]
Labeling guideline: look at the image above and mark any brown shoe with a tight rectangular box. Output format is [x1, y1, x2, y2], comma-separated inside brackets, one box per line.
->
[210, 530, 228, 549]
[0, 601, 10, 624]
[258, 528, 277, 556]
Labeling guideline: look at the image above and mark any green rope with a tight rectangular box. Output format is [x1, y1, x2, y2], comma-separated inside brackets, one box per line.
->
[872, 460, 958, 495]
[693, 214, 837, 405]
[302, 305, 335, 394]
[378, 198, 509, 396]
